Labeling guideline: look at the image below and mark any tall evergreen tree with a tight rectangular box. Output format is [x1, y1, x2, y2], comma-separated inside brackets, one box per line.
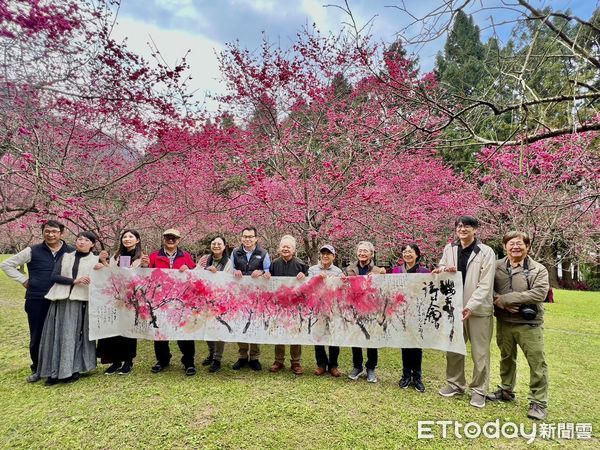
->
[433, 11, 491, 170]
[331, 72, 352, 98]
[436, 10, 486, 97]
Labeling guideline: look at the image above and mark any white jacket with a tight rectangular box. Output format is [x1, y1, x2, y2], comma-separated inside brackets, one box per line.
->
[45, 251, 99, 301]
[438, 240, 496, 316]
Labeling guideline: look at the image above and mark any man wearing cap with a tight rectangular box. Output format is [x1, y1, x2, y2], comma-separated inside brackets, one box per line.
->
[141, 228, 197, 376]
[1, 220, 74, 382]
[308, 244, 344, 377]
[231, 226, 271, 371]
[345, 241, 386, 383]
[432, 215, 495, 408]
[267, 235, 309, 375]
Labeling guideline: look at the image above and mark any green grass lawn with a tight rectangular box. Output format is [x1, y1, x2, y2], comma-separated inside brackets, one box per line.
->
[0, 255, 598, 448]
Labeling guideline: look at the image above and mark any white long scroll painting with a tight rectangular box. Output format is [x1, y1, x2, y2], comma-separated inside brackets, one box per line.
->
[89, 269, 466, 354]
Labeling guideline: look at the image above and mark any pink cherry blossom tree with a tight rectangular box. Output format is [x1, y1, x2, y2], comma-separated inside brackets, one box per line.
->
[0, 0, 196, 235]
[213, 27, 481, 262]
[477, 132, 599, 285]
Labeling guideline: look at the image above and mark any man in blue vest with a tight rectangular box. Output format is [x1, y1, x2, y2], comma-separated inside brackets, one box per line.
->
[231, 226, 271, 371]
[1, 220, 74, 382]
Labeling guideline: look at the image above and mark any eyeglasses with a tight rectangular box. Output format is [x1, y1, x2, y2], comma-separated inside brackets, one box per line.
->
[242, 235, 256, 239]
[456, 225, 473, 230]
[164, 235, 179, 241]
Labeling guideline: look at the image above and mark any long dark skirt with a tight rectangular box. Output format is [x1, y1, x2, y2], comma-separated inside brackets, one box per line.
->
[36, 300, 96, 380]
[97, 336, 137, 364]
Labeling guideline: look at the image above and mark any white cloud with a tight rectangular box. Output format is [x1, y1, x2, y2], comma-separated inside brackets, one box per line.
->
[300, 0, 364, 35]
[111, 15, 225, 112]
[301, 0, 328, 25]
[234, 0, 277, 14]
[153, 0, 200, 19]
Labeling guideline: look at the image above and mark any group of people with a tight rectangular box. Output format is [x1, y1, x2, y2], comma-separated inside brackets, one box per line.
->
[1, 215, 550, 420]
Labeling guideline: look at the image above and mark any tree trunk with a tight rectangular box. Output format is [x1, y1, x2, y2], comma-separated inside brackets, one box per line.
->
[544, 262, 560, 288]
[561, 257, 573, 285]
[540, 244, 560, 288]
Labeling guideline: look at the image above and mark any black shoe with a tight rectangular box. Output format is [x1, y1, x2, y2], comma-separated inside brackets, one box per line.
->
[208, 360, 221, 373]
[232, 358, 248, 370]
[63, 372, 80, 384]
[185, 366, 197, 376]
[527, 402, 547, 420]
[118, 361, 133, 375]
[399, 376, 411, 389]
[45, 377, 59, 386]
[104, 362, 122, 375]
[488, 387, 516, 402]
[413, 378, 425, 393]
[201, 353, 214, 366]
[27, 373, 41, 383]
[151, 362, 169, 373]
[248, 359, 262, 371]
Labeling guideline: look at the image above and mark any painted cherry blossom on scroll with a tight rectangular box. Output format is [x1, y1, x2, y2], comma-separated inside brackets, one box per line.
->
[89, 268, 466, 354]
[101, 269, 227, 337]
[331, 276, 407, 340]
[268, 276, 331, 334]
[203, 287, 238, 333]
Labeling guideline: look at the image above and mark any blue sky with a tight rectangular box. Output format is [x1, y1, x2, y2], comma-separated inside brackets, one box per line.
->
[112, 0, 598, 111]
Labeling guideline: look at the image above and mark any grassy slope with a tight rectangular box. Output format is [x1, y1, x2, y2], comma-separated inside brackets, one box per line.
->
[0, 255, 598, 449]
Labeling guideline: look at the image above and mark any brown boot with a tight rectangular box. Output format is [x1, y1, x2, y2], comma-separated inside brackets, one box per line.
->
[314, 367, 326, 376]
[329, 367, 342, 377]
[269, 361, 284, 373]
[291, 363, 304, 375]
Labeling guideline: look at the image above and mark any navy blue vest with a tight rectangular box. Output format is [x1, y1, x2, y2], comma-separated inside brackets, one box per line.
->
[232, 245, 267, 275]
[26, 241, 74, 300]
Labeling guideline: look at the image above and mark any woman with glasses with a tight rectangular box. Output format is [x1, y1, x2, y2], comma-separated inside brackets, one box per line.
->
[392, 243, 430, 392]
[199, 235, 233, 373]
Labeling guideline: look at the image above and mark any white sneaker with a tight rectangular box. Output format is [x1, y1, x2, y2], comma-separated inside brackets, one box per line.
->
[366, 369, 377, 383]
[439, 385, 464, 397]
[470, 392, 486, 408]
[347, 367, 364, 380]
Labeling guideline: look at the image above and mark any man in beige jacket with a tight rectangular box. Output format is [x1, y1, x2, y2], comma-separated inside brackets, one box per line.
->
[433, 216, 495, 408]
